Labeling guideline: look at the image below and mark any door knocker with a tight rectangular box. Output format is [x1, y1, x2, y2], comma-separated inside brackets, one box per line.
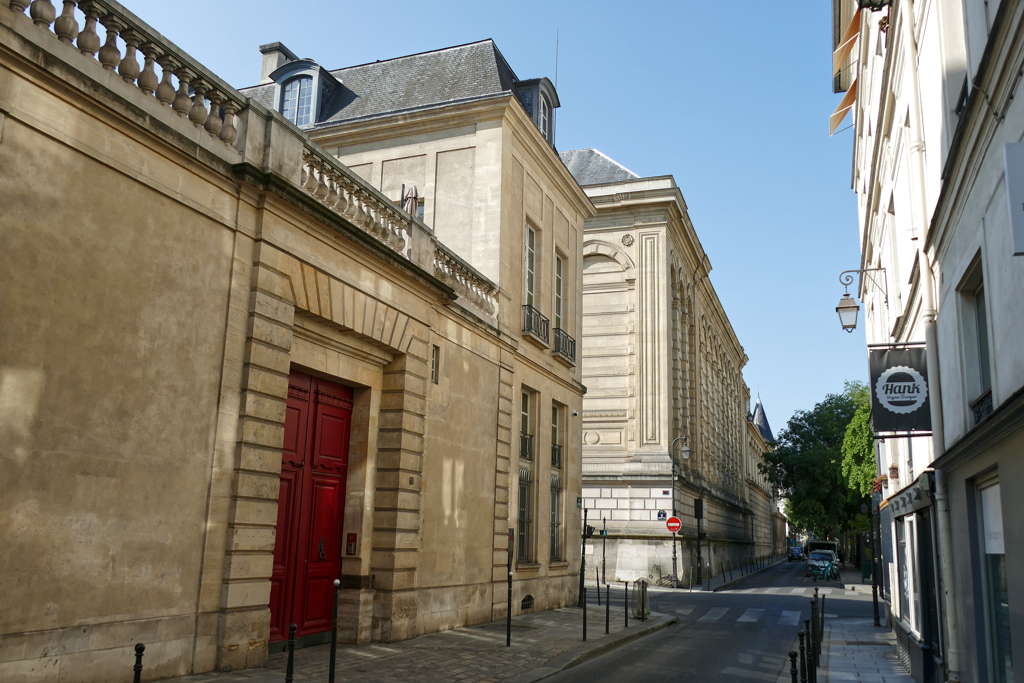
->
[318, 536, 326, 561]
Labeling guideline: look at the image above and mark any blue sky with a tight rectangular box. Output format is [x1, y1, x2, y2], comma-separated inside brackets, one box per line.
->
[131, 0, 868, 430]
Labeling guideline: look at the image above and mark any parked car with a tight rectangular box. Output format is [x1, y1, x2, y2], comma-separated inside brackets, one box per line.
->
[805, 550, 837, 577]
[787, 546, 803, 561]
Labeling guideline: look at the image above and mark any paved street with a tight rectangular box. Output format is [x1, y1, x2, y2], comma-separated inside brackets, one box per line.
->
[547, 559, 873, 683]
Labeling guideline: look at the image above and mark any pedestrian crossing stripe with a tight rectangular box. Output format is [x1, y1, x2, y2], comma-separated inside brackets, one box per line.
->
[675, 606, 695, 616]
[764, 587, 781, 594]
[779, 610, 801, 626]
[698, 606, 729, 621]
[790, 588, 806, 594]
[737, 608, 764, 623]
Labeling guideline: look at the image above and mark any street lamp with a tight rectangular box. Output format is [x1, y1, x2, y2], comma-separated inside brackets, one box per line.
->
[669, 436, 691, 587]
[836, 268, 888, 333]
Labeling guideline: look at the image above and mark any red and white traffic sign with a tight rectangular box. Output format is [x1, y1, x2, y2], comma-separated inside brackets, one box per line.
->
[666, 516, 682, 533]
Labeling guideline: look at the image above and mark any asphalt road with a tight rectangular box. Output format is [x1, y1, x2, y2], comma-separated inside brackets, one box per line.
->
[549, 560, 874, 683]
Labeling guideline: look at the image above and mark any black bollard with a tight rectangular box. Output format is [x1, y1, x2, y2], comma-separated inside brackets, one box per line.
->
[811, 599, 819, 664]
[790, 649, 799, 683]
[133, 643, 145, 683]
[805, 618, 816, 683]
[597, 572, 601, 606]
[285, 623, 296, 683]
[329, 579, 340, 683]
[623, 581, 628, 627]
[798, 632, 807, 683]
[605, 584, 610, 634]
[820, 595, 827, 649]
[729, 561, 733, 582]
[582, 587, 587, 642]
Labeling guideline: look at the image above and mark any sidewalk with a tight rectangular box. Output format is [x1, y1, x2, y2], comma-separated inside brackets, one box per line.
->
[157, 606, 675, 683]
[838, 563, 877, 597]
[820, 619, 912, 683]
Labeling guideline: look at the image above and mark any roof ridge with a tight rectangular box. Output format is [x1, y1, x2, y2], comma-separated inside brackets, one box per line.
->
[588, 148, 640, 178]
[328, 38, 498, 75]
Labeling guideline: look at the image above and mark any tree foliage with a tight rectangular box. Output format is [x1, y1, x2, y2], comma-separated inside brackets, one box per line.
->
[842, 381, 876, 497]
[759, 385, 866, 537]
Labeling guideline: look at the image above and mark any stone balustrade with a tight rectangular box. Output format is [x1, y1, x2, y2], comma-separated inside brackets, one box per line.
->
[300, 147, 410, 254]
[8, 0, 499, 320]
[433, 243, 498, 316]
[8, 0, 243, 146]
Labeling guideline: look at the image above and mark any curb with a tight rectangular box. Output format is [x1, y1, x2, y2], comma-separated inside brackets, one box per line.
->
[712, 559, 787, 592]
[505, 613, 678, 683]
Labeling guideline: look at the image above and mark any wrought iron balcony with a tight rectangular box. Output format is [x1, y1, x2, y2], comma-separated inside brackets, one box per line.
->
[520, 433, 533, 461]
[971, 389, 993, 425]
[552, 328, 576, 365]
[551, 444, 562, 469]
[522, 305, 549, 345]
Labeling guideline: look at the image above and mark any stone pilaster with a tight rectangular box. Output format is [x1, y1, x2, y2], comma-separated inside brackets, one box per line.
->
[490, 350, 515, 618]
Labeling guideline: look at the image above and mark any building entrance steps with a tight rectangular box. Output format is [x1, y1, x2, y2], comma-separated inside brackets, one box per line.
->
[157, 606, 675, 683]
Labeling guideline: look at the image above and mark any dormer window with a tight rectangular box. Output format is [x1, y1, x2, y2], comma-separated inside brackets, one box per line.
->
[540, 96, 551, 141]
[282, 76, 313, 126]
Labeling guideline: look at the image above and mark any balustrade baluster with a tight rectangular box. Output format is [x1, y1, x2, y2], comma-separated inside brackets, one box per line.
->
[218, 102, 237, 146]
[97, 15, 122, 72]
[204, 91, 223, 138]
[314, 160, 329, 200]
[9, 1, 30, 14]
[29, 0, 55, 29]
[75, 2, 99, 58]
[137, 43, 158, 96]
[343, 182, 359, 218]
[118, 29, 140, 84]
[154, 55, 177, 106]
[325, 169, 339, 207]
[334, 176, 349, 214]
[171, 66, 193, 118]
[188, 77, 209, 128]
[53, 1, 78, 45]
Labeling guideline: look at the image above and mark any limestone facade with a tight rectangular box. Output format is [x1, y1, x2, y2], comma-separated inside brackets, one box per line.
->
[0, 6, 590, 682]
[560, 155, 781, 584]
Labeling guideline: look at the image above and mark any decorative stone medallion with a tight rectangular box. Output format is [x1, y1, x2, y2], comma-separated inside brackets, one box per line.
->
[621, 234, 634, 247]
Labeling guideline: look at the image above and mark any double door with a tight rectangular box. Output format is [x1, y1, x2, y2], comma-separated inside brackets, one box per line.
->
[270, 371, 352, 641]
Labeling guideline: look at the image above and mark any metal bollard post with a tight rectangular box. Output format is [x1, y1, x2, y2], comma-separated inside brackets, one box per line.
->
[805, 618, 816, 683]
[598, 581, 606, 634]
[798, 632, 808, 683]
[624, 581, 628, 627]
[582, 587, 587, 642]
[729, 561, 733, 582]
[597, 572, 602, 606]
[790, 649, 799, 683]
[285, 623, 296, 683]
[811, 599, 819, 664]
[820, 595, 826, 651]
[132, 643, 145, 683]
[329, 579, 340, 683]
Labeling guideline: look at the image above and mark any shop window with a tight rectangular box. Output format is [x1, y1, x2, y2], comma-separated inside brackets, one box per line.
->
[979, 480, 1012, 683]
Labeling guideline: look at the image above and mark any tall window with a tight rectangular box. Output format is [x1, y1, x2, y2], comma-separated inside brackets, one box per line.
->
[551, 404, 562, 469]
[282, 76, 313, 126]
[430, 345, 440, 384]
[554, 255, 564, 330]
[518, 467, 533, 562]
[540, 96, 551, 141]
[524, 225, 536, 307]
[520, 391, 533, 461]
[979, 480, 1011, 683]
[960, 261, 993, 424]
[550, 474, 562, 561]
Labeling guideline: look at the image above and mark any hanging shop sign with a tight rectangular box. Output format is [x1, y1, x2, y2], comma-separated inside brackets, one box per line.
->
[869, 347, 931, 433]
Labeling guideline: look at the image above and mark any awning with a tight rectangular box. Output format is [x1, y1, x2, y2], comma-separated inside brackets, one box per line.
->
[833, 7, 862, 76]
[829, 78, 858, 135]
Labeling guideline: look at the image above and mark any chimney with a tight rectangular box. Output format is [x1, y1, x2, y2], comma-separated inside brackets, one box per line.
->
[259, 42, 299, 84]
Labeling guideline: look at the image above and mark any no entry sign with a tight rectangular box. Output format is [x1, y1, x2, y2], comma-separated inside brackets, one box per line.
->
[666, 516, 682, 533]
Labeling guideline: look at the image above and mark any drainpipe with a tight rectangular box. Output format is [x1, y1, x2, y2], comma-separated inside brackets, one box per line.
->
[899, 0, 959, 679]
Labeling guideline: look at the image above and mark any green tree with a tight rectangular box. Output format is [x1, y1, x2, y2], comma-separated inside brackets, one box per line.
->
[759, 386, 865, 538]
[842, 381, 876, 497]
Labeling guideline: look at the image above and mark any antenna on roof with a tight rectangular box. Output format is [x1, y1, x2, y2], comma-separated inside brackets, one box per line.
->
[555, 30, 559, 89]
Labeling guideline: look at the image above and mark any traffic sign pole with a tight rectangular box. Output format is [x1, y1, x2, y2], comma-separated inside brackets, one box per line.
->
[665, 516, 682, 588]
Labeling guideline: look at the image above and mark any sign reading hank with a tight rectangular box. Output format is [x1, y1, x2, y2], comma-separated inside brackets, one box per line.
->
[869, 347, 931, 433]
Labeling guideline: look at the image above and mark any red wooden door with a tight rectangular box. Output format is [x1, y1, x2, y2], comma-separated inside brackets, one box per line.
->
[270, 371, 352, 641]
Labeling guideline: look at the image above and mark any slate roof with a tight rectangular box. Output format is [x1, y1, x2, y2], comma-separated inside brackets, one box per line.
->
[558, 148, 640, 186]
[752, 396, 775, 443]
[238, 39, 520, 127]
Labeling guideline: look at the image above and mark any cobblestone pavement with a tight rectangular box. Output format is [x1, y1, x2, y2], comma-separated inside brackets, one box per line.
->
[158, 606, 674, 683]
[820, 619, 913, 683]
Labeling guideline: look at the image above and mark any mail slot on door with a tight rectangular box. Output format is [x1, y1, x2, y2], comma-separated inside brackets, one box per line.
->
[346, 533, 357, 555]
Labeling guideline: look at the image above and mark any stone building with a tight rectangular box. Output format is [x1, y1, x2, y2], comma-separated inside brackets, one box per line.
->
[559, 149, 781, 585]
[831, 1, 1024, 681]
[0, 4, 590, 681]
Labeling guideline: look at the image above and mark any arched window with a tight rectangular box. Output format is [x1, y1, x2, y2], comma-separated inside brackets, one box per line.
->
[281, 76, 313, 126]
